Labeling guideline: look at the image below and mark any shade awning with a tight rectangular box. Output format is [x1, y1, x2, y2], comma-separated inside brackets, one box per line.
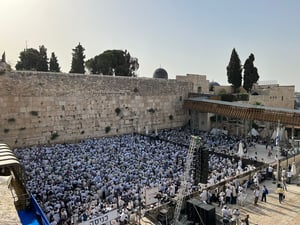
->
[0, 144, 26, 188]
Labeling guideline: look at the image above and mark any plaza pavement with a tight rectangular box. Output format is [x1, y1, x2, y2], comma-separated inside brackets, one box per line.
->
[229, 177, 300, 225]
[0, 176, 21, 225]
[219, 144, 300, 225]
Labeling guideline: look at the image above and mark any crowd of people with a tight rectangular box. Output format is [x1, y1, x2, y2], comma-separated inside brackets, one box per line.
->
[14, 128, 259, 225]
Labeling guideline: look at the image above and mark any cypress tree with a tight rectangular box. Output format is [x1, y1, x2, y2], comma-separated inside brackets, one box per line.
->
[37, 45, 48, 71]
[70, 43, 85, 74]
[49, 52, 61, 72]
[243, 53, 259, 92]
[226, 48, 242, 92]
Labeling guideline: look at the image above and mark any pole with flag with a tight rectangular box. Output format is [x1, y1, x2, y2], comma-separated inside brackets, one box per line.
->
[275, 126, 280, 147]
[276, 120, 280, 183]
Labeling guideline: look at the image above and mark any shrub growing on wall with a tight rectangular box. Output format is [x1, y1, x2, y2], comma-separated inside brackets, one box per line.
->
[238, 94, 249, 101]
[115, 108, 121, 116]
[221, 94, 237, 102]
[8, 118, 16, 123]
[148, 108, 155, 113]
[3, 128, 9, 133]
[30, 111, 39, 116]
[105, 126, 111, 133]
[50, 132, 59, 140]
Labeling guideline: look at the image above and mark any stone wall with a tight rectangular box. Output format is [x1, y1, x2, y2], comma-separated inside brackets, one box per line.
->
[0, 72, 192, 147]
[176, 74, 210, 94]
[213, 85, 233, 95]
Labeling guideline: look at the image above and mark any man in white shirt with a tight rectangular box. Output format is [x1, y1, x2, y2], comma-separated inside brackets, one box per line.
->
[287, 170, 292, 184]
[222, 206, 231, 224]
[119, 210, 127, 225]
[225, 186, 232, 205]
[268, 165, 273, 179]
[231, 208, 240, 225]
[200, 190, 208, 203]
[281, 168, 286, 179]
[253, 187, 260, 205]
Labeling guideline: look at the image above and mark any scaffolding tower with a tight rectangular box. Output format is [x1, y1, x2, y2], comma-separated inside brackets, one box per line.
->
[173, 135, 201, 225]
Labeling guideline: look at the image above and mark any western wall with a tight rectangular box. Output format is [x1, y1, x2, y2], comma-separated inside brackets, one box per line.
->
[0, 71, 192, 148]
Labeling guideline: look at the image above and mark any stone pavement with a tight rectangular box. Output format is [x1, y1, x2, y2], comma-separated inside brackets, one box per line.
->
[230, 178, 300, 225]
[242, 143, 282, 165]
[217, 143, 300, 225]
[0, 176, 21, 225]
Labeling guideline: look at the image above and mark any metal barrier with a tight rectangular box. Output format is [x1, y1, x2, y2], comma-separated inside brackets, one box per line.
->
[278, 152, 300, 184]
[30, 194, 50, 225]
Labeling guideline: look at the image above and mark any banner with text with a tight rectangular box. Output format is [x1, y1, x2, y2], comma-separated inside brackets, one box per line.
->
[79, 209, 118, 225]
[145, 187, 159, 206]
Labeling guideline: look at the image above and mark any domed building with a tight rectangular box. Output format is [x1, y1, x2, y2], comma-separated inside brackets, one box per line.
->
[153, 68, 168, 79]
[209, 81, 220, 91]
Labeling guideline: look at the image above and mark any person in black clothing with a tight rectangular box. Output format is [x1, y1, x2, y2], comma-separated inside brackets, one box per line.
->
[261, 185, 268, 202]
[244, 214, 249, 225]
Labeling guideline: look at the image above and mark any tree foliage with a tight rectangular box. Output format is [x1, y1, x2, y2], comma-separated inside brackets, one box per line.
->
[226, 48, 242, 92]
[86, 49, 139, 77]
[16, 45, 49, 71]
[37, 45, 48, 71]
[49, 52, 61, 72]
[243, 53, 259, 92]
[70, 43, 85, 74]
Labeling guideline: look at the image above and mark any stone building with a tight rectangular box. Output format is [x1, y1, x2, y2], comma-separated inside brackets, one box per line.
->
[213, 82, 295, 109]
[176, 74, 210, 94]
[249, 83, 295, 109]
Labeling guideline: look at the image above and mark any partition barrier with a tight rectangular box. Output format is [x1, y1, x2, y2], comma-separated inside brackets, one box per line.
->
[30, 194, 50, 225]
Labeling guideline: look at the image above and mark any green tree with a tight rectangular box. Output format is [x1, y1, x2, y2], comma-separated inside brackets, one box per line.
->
[16, 48, 40, 71]
[226, 48, 242, 92]
[70, 43, 85, 74]
[37, 45, 48, 71]
[243, 53, 259, 92]
[49, 52, 61, 72]
[16, 46, 49, 71]
[86, 49, 139, 76]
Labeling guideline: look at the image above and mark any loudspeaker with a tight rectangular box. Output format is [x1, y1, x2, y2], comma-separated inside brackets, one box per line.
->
[157, 209, 170, 225]
[194, 147, 209, 185]
[186, 198, 216, 225]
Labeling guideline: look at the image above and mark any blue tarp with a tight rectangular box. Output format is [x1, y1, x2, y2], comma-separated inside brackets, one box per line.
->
[18, 210, 40, 225]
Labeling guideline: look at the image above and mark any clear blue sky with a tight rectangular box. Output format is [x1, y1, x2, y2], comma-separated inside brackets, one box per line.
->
[2, 0, 300, 90]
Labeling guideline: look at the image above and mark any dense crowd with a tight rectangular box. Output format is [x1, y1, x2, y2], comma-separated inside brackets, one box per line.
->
[14, 128, 258, 225]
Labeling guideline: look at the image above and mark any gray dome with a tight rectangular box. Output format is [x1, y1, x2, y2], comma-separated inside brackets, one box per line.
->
[209, 81, 220, 91]
[153, 68, 168, 79]
[209, 81, 220, 87]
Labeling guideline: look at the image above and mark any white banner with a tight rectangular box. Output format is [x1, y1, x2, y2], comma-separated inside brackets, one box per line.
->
[79, 209, 118, 225]
[145, 187, 158, 206]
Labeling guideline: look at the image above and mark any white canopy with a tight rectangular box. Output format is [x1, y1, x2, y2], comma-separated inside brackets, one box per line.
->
[0, 144, 27, 188]
[271, 127, 288, 142]
[248, 128, 259, 136]
[291, 162, 297, 175]
[210, 128, 228, 135]
[237, 141, 244, 158]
